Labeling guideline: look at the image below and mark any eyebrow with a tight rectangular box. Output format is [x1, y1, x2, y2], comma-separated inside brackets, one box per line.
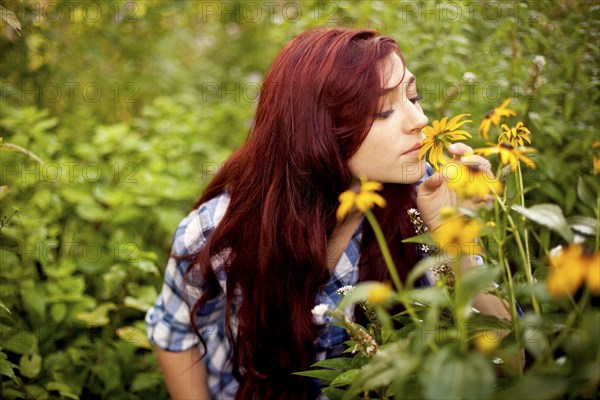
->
[385, 75, 416, 93]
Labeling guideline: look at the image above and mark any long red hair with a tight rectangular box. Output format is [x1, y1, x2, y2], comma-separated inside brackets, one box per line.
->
[187, 27, 421, 399]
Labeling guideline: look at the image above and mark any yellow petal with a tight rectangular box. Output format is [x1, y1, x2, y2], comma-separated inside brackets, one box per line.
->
[499, 98, 512, 109]
[361, 181, 383, 193]
[446, 114, 472, 131]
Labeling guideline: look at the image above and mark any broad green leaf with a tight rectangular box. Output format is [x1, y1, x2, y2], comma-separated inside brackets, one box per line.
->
[19, 282, 46, 320]
[329, 369, 360, 387]
[116, 325, 152, 349]
[24, 385, 49, 400]
[321, 387, 347, 400]
[419, 347, 495, 400]
[19, 353, 41, 378]
[50, 303, 67, 323]
[75, 303, 116, 326]
[496, 373, 567, 400]
[406, 255, 452, 288]
[130, 372, 164, 392]
[577, 180, 593, 212]
[0, 351, 17, 379]
[455, 265, 500, 311]
[408, 286, 451, 308]
[511, 204, 573, 242]
[44, 382, 79, 400]
[3, 332, 38, 355]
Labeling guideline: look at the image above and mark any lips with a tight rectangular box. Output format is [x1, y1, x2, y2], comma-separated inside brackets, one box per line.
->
[403, 142, 422, 155]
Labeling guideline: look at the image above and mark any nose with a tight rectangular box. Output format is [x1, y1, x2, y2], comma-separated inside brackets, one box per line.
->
[408, 107, 428, 136]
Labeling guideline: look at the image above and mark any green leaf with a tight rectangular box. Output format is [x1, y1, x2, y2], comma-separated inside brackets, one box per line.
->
[24, 385, 49, 400]
[19, 353, 42, 378]
[345, 342, 418, 398]
[329, 369, 360, 387]
[408, 286, 451, 308]
[406, 255, 451, 288]
[311, 357, 353, 371]
[3, 332, 38, 355]
[511, 204, 574, 243]
[293, 369, 342, 383]
[0, 351, 18, 379]
[44, 382, 79, 399]
[20, 282, 46, 320]
[75, 302, 116, 326]
[419, 347, 495, 400]
[130, 372, 163, 392]
[576, 177, 596, 210]
[50, 303, 67, 323]
[116, 325, 152, 349]
[402, 232, 435, 246]
[321, 387, 348, 400]
[455, 265, 500, 311]
[496, 373, 567, 400]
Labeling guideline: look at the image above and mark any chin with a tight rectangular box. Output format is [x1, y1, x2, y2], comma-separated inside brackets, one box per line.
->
[393, 161, 426, 184]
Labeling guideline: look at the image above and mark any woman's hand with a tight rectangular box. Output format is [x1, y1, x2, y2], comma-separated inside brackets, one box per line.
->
[416, 143, 492, 231]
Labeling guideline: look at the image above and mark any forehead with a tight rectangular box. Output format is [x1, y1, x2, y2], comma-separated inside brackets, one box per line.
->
[382, 52, 415, 89]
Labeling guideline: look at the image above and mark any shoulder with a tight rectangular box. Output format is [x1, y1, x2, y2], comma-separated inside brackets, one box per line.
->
[171, 191, 232, 257]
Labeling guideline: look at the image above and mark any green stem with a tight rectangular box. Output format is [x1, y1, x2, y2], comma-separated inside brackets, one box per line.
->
[531, 289, 591, 371]
[495, 190, 542, 315]
[515, 162, 540, 314]
[364, 210, 436, 349]
[365, 210, 403, 293]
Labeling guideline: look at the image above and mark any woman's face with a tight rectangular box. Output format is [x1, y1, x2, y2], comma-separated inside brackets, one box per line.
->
[347, 52, 429, 185]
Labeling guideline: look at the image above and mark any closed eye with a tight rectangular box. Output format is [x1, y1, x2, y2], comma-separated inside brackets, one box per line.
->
[409, 95, 422, 104]
[375, 108, 395, 119]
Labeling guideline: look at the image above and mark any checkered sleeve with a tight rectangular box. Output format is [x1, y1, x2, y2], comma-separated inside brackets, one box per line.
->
[145, 200, 227, 352]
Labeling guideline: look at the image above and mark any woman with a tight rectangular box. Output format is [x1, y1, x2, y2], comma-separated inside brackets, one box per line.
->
[145, 27, 512, 399]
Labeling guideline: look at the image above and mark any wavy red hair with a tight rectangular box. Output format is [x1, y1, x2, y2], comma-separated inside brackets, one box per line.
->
[187, 27, 421, 399]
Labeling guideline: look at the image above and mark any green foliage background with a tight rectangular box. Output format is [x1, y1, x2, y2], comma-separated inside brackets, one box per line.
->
[0, 0, 598, 398]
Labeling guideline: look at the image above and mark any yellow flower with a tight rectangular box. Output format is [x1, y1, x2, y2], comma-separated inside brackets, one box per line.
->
[419, 114, 472, 170]
[478, 99, 517, 139]
[498, 122, 532, 147]
[593, 156, 600, 174]
[474, 330, 502, 354]
[431, 213, 482, 258]
[444, 161, 503, 198]
[367, 282, 392, 306]
[475, 143, 536, 171]
[546, 245, 600, 298]
[337, 178, 386, 221]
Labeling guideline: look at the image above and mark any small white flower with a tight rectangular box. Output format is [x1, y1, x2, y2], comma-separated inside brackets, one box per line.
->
[311, 304, 330, 325]
[336, 285, 355, 296]
[463, 72, 477, 83]
[533, 55, 546, 69]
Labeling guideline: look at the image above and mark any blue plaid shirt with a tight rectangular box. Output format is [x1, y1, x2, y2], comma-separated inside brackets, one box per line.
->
[145, 191, 364, 399]
[145, 164, 525, 399]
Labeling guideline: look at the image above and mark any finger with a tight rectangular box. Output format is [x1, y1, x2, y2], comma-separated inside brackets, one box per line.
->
[460, 154, 492, 172]
[447, 142, 473, 157]
[419, 171, 445, 194]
